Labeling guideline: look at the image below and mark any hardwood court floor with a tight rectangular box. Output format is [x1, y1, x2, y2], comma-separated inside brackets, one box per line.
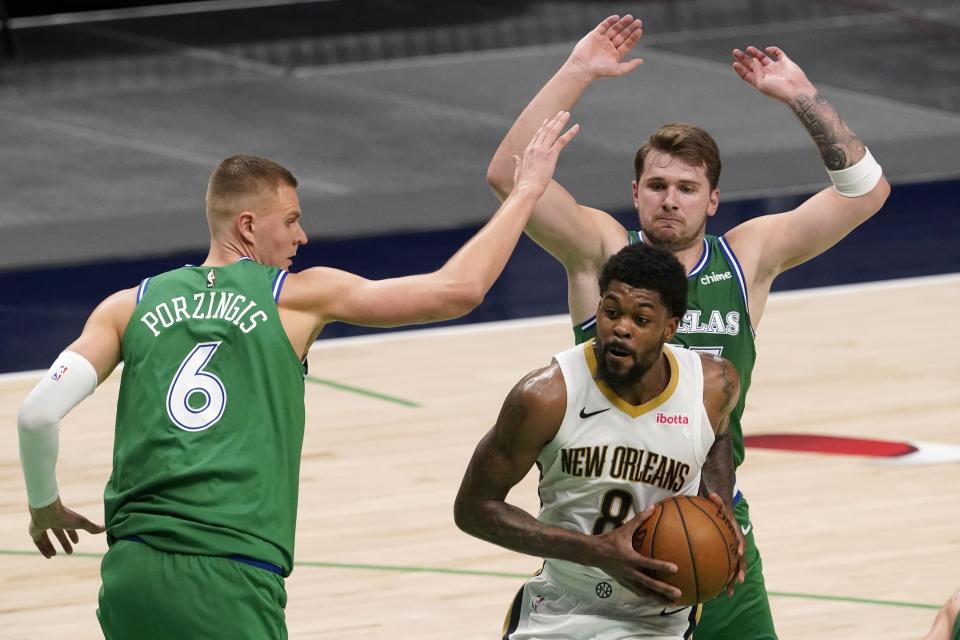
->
[1, 275, 957, 639]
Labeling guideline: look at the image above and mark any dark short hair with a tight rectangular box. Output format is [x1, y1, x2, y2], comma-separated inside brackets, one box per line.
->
[598, 243, 688, 320]
[634, 123, 721, 190]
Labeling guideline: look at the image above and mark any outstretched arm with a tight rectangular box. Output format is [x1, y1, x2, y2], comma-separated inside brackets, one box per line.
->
[486, 15, 644, 305]
[454, 362, 681, 602]
[285, 111, 578, 330]
[487, 14, 643, 199]
[18, 288, 133, 557]
[726, 46, 890, 289]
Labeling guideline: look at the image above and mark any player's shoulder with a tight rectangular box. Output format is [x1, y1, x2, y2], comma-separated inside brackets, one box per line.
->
[101, 287, 138, 313]
[698, 352, 740, 408]
[277, 266, 354, 308]
[698, 351, 736, 380]
[500, 359, 567, 438]
[510, 360, 567, 413]
[87, 287, 138, 334]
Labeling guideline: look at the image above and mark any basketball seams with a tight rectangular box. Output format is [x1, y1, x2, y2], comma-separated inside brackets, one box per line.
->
[673, 497, 701, 604]
[684, 496, 734, 591]
[646, 502, 664, 563]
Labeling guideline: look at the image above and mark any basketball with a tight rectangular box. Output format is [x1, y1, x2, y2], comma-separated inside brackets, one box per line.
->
[632, 495, 739, 606]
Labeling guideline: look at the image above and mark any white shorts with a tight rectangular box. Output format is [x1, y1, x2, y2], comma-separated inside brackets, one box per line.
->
[502, 563, 699, 640]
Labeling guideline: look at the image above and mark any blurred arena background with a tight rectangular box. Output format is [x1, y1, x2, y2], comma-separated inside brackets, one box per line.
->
[0, 0, 958, 372]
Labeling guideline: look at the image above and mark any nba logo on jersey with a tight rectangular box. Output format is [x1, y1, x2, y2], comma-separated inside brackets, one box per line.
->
[206, 270, 216, 288]
[51, 365, 68, 381]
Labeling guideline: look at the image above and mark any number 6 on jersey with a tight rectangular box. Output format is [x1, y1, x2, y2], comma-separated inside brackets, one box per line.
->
[166, 341, 227, 431]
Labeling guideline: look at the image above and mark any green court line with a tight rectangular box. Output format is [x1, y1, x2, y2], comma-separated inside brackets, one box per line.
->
[304, 375, 419, 407]
[765, 590, 938, 610]
[0, 548, 939, 610]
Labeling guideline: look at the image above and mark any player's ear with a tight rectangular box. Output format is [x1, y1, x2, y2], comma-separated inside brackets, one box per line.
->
[707, 188, 720, 217]
[663, 316, 679, 343]
[236, 211, 256, 243]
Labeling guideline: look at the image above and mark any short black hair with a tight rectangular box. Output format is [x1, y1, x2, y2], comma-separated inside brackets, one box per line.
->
[598, 243, 688, 319]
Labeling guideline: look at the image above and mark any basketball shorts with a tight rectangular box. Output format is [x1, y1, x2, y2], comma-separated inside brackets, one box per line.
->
[502, 561, 700, 640]
[695, 496, 777, 640]
[97, 538, 288, 639]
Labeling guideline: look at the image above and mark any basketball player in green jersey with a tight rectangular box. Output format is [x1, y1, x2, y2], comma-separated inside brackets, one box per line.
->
[485, 15, 890, 640]
[16, 111, 578, 638]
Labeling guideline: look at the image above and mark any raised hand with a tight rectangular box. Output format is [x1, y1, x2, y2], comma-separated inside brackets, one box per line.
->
[568, 14, 644, 79]
[732, 46, 815, 103]
[513, 110, 579, 197]
[29, 497, 105, 558]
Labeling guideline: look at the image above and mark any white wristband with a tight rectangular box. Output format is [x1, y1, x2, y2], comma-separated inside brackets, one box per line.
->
[827, 147, 883, 198]
[17, 350, 98, 508]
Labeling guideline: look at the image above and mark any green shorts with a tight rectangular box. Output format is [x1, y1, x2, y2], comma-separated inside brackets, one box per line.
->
[695, 497, 777, 640]
[97, 539, 288, 639]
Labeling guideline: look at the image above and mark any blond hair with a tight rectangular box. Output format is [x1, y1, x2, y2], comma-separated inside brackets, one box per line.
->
[205, 155, 298, 232]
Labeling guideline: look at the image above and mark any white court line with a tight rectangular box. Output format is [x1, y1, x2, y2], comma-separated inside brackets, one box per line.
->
[0, 109, 351, 196]
[2, 272, 956, 383]
[8, 0, 334, 29]
[0, 108, 224, 167]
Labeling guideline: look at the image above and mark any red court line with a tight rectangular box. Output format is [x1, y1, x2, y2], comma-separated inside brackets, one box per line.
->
[744, 434, 918, 457]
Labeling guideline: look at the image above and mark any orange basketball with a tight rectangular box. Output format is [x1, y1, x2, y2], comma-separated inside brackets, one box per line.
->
[631, 495, 739, 606]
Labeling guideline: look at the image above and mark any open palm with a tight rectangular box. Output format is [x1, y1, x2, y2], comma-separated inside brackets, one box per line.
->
[568, 14, 645, 78]
[732, 46, 813, 102]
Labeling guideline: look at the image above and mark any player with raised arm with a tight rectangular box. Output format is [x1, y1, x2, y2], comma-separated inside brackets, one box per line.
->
[485, 15, 890, 640]
[17, 111, 578, 638]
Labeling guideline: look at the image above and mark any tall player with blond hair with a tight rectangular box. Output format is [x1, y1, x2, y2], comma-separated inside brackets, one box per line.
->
[17, 112, 578, 638]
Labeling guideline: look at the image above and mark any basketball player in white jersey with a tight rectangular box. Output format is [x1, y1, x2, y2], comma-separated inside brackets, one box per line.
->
[455, 243, 745, 640]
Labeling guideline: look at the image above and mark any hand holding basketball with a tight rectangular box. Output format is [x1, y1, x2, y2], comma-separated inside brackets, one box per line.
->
[632, 495, 742, 607]
[589, 504, 682, 603]
[706, 492, 746, 595]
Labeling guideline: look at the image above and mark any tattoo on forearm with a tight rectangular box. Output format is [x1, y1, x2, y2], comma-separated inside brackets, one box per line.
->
[792, 93, 865, 170]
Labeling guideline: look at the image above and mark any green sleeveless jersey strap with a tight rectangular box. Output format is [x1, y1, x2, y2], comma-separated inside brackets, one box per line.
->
[105, 259, 305, 575]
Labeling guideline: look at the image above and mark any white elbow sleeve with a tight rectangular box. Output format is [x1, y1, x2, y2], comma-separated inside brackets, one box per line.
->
[827, 147, 883, 197]
[18, 351, 98, 508]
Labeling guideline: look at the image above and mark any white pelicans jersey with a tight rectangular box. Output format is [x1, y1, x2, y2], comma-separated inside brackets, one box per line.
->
[538, 340, 715, 584]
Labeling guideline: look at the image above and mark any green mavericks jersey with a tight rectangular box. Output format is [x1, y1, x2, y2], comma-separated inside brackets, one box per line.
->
[104, 258, 305, 575]
[574, 232, 755, 469]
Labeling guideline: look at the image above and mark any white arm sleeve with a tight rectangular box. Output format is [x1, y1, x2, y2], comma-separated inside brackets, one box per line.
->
[17, 351, 98, 508]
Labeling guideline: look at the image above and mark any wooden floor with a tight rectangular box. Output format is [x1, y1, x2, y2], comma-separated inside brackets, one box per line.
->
[1, 275, 958, 639]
